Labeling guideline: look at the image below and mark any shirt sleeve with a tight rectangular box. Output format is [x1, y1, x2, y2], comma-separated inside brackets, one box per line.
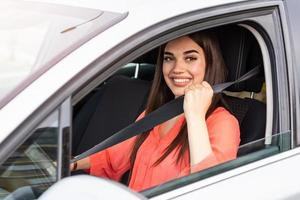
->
[89, 137, 135, 181]
[89, 112, 146, 181]
[181, 108, 240, 175]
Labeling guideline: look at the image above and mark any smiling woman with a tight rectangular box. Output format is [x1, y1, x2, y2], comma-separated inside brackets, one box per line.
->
[71, 30, 240, 191]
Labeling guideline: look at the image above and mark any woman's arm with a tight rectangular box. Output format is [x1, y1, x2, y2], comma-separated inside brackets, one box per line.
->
[184, 81, 214, 167]
[69, 137, 136, 181]
[70, 112, 145, 179]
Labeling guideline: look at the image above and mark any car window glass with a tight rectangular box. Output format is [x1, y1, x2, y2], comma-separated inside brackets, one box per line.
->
[0, 110, 59, 200]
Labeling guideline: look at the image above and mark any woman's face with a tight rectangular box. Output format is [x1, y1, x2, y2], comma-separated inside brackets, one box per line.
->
[163, 36, 206, 98]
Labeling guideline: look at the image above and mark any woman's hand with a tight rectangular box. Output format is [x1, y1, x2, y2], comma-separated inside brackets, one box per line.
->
[69, 157, 91, 171]
[183, 81, 213, 120]
[70, 161, 77, 171]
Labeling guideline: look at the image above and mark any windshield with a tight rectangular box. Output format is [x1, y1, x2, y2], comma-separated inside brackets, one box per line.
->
[0, 1, 127, 107]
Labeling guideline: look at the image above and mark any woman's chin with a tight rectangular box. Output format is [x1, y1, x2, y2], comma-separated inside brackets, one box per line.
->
[173, 91, 185, 98]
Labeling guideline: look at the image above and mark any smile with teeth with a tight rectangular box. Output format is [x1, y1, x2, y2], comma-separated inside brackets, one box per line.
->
[173, 78, 190, 83]
[172, 78, 192, 86]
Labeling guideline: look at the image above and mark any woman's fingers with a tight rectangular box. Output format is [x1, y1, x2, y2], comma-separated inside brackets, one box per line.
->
[183, 81, 213, 119]
[201, 81, 212, 89]
[184, 82, 213, 97]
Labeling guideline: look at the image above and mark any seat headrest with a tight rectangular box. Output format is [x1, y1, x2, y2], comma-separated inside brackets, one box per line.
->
[217, 25, 264, 93]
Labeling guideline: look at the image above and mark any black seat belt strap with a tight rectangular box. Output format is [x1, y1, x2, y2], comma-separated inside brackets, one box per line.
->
[72, 66, 260, 162]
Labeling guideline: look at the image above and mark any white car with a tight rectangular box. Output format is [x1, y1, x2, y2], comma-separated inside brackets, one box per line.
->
[0, 0, 300, 199]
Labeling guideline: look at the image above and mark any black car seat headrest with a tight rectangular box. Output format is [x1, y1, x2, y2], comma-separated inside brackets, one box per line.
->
[218, 25, 264, 93]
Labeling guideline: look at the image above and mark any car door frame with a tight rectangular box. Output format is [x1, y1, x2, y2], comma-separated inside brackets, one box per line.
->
[70, 0, 292, 198]
[283, 0, 300, 146]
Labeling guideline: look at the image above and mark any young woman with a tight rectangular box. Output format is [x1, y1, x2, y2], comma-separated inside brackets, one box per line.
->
[71, 30, 240, 191]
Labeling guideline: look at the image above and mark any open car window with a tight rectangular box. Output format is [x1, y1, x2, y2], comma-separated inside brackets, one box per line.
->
[71, 23, 271, 189]
[69, 3, 293, 197]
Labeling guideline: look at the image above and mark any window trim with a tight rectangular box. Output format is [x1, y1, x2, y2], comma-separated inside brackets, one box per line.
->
[57, 97, 72, 179]
[239, 24, 273, 144]
[281, 0, 300, 146]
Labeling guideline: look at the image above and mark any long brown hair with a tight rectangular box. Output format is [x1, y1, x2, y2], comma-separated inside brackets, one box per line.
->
[130, 30, 227, 170]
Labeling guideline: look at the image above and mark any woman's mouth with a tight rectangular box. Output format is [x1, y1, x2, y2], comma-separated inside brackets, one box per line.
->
[172, 78, 191, 87]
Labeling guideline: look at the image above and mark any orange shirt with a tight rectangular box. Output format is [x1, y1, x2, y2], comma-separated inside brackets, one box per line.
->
[89, 107, 240, 191]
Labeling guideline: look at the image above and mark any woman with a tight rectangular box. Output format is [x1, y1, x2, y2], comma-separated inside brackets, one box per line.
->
[71, 30, 240, 191]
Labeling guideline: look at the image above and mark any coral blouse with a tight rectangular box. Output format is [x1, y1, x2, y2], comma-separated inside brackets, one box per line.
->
[89, 107, 240, 191]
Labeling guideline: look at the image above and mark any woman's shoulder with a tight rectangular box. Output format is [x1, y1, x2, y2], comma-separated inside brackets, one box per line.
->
[206, 107, 240, 144]
[207, 107, 238, 125]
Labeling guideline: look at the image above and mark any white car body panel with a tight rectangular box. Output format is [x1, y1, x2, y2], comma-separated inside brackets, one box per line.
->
[173, 154, 300, 200]
[152, 147, 300, 199]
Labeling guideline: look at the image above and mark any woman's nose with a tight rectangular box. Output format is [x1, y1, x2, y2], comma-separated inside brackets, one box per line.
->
[172, 59, 185, 73]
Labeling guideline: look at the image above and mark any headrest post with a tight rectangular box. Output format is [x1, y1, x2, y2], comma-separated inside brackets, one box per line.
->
[134, 63, 140, 79]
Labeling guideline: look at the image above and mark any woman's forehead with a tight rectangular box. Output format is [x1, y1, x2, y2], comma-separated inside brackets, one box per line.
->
[164, 36, 202, 52]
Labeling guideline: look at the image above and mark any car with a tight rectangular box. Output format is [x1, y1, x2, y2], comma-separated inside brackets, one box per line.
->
[0, 0, 300, 199]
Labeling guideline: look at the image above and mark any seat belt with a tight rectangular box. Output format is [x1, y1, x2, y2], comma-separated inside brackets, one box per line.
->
[72, 66, 260, 162]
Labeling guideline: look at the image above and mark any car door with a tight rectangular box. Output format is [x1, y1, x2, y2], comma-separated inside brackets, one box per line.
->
[69, 0, 298, 199]
[1, 0, 299, 199]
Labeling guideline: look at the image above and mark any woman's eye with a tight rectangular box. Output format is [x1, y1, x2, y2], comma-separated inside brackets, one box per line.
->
[186, 56, 197, 62]
[163, 56, 173, 62]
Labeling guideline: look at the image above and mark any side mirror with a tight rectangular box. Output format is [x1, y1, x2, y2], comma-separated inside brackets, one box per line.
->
[38, 175, 146, 200]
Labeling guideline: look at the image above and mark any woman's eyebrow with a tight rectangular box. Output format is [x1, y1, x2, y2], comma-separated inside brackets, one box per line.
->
[164, 50, 199, 55]
[184, 50, 199, 54]
[164, 51, 173, 55]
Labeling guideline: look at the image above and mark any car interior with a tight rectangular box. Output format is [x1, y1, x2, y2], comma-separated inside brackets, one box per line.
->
[71, 23, 268, 188]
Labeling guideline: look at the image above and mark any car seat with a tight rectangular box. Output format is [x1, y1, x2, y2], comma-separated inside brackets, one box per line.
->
[217, 25, 266, 155]
[72, 76, 151, 156]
